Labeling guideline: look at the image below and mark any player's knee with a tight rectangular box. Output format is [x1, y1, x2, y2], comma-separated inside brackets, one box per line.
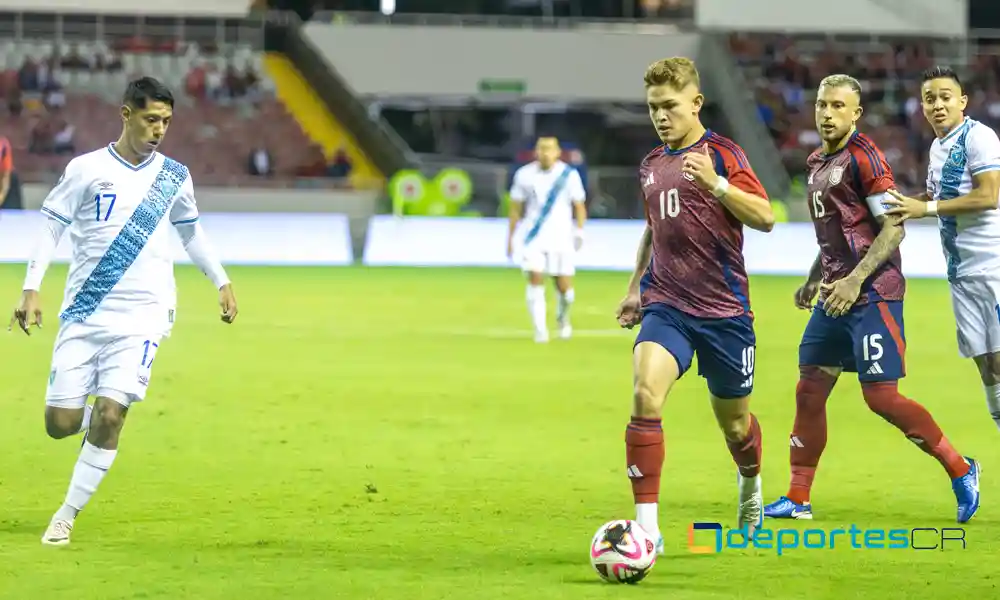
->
[860, 381, 896, 415]
[632, 379, 664, 418]
[710, 397, 750, 441]
[975, 353, 1000, 385]
[91, 399, 127, 435]
[44, 416, 75, 440]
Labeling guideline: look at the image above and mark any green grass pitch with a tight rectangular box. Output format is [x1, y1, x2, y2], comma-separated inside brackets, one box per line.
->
[0, 264, 997, 599]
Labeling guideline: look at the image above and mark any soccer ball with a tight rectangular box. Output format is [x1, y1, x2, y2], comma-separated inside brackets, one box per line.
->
[589, 519, 657, 584]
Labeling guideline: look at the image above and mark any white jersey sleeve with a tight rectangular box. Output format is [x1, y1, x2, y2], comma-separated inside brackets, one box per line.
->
[968, 124, 1000, 177]
[567, 169, 586, 203]
[169, 175, 200, 225]
[40, 159, 87, 225]
[509, 168, 528, 203]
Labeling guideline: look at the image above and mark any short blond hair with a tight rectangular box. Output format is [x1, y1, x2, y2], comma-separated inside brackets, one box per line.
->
[644, 57, 700, 90]
[819, 74, 863, 97]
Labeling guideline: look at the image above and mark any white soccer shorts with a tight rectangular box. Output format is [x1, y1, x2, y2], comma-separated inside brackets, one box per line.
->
[46, 321, 164, 409]
[951, 277, 1000, 358]
[520, 248, 576, 277]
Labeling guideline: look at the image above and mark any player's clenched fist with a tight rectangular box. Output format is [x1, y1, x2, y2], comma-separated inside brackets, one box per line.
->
[9, 290, 42, 335]
[681, 144, 719, 192]
[616, 291, 642, 329]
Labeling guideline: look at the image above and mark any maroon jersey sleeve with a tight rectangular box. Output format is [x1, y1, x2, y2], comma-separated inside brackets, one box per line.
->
[709, 133, 769, 199]
[848, 134, 895, 197]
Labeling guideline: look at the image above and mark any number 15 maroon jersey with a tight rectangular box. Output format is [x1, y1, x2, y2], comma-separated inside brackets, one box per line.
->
[638, 131, 769, 318]
[805, 131, 904, 305]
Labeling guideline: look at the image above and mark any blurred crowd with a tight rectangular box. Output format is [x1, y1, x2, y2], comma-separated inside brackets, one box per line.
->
[257, 0, 694, 20]
[0, 37, 355, 195]
[731, 34, 1000, 193]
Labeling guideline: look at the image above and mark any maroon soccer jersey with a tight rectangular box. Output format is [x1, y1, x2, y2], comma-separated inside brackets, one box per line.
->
[805, 131, 904, 305]
[638, 131, 769, 318]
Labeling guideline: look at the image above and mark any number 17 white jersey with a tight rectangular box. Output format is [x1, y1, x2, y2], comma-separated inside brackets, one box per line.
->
[926, 117, 1000, 281]
[41, 144, 199, 335]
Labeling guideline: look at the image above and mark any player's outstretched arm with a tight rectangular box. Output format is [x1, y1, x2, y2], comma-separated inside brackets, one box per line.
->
[885, 172, 1000, 220]
[10, 217, 67, 334]
[174, 221, 237, 324]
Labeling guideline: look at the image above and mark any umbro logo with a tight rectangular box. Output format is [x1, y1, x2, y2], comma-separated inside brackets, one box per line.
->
[866, 361, 884, 375]
[97, 181, 114, 190]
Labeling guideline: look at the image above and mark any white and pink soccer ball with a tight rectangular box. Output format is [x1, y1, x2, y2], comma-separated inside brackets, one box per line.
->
[589, 519, 657, 584]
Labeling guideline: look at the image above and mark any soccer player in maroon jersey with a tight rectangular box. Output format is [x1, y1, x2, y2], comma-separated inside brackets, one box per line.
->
[762, 74, 981, 523]
[615, 57, 775, 550]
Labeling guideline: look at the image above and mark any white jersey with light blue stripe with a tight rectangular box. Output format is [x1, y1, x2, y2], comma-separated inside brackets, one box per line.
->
[41, 144, 200, 334]
[927, 117, 1000, 281]
[509, 160, 586, 252]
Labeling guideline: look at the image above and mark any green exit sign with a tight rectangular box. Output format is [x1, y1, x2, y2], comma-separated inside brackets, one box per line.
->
[478, 79, 526, 94]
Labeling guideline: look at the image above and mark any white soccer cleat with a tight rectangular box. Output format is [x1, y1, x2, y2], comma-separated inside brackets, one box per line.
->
[534, 330, 549, 343]
[737, 472, 763, 539]
[558, 322, 572, 339]
[41, 518, 73, 547]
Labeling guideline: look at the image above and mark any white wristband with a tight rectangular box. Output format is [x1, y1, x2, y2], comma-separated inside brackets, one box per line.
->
[711, 177, 730, 199]
[926, 200, 938, 216]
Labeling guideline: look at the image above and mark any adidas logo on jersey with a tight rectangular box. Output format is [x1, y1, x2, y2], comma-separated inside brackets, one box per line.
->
[642, 173, 655, 188]
[789, 435, 805, 448]
[741, 376, 753, 388]
[626, 465, 644, 478]
[866, 361, 884, 375]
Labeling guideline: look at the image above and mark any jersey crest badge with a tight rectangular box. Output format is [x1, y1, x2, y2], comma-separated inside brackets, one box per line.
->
[829, 167, 844, 185]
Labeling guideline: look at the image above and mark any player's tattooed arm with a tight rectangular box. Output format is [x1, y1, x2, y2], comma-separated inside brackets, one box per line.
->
[848, 214, 905, 283]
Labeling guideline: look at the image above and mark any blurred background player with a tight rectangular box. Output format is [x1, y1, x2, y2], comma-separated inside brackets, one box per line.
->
[506, 136, 587, 342]
[9, 77, 239, 546]
[764, 74, 980, 523]
[886, 67, 1000, 436]
[615, 57, 775, 549]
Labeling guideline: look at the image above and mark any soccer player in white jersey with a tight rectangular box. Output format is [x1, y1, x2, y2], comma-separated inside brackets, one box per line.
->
[506, 136, 587, 343]
[8, 77, 238, 546]
[886, 66, 1000, 434]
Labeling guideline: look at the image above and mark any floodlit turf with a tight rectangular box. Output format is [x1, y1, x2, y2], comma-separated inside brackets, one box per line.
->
[0, 264, 997, 599]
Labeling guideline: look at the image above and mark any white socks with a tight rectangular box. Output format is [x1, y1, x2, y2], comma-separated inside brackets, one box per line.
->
[54, 441, 118, 522]
[526, 285, 547, 336]
[636, 503, 659, 539]
[557, 288, 575, 325]
[985, 383, 1000, 431]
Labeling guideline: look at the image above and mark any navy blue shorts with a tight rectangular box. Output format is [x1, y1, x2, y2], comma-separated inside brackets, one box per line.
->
[634, 302, 756, 399]
[799, 300, 906, 382]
